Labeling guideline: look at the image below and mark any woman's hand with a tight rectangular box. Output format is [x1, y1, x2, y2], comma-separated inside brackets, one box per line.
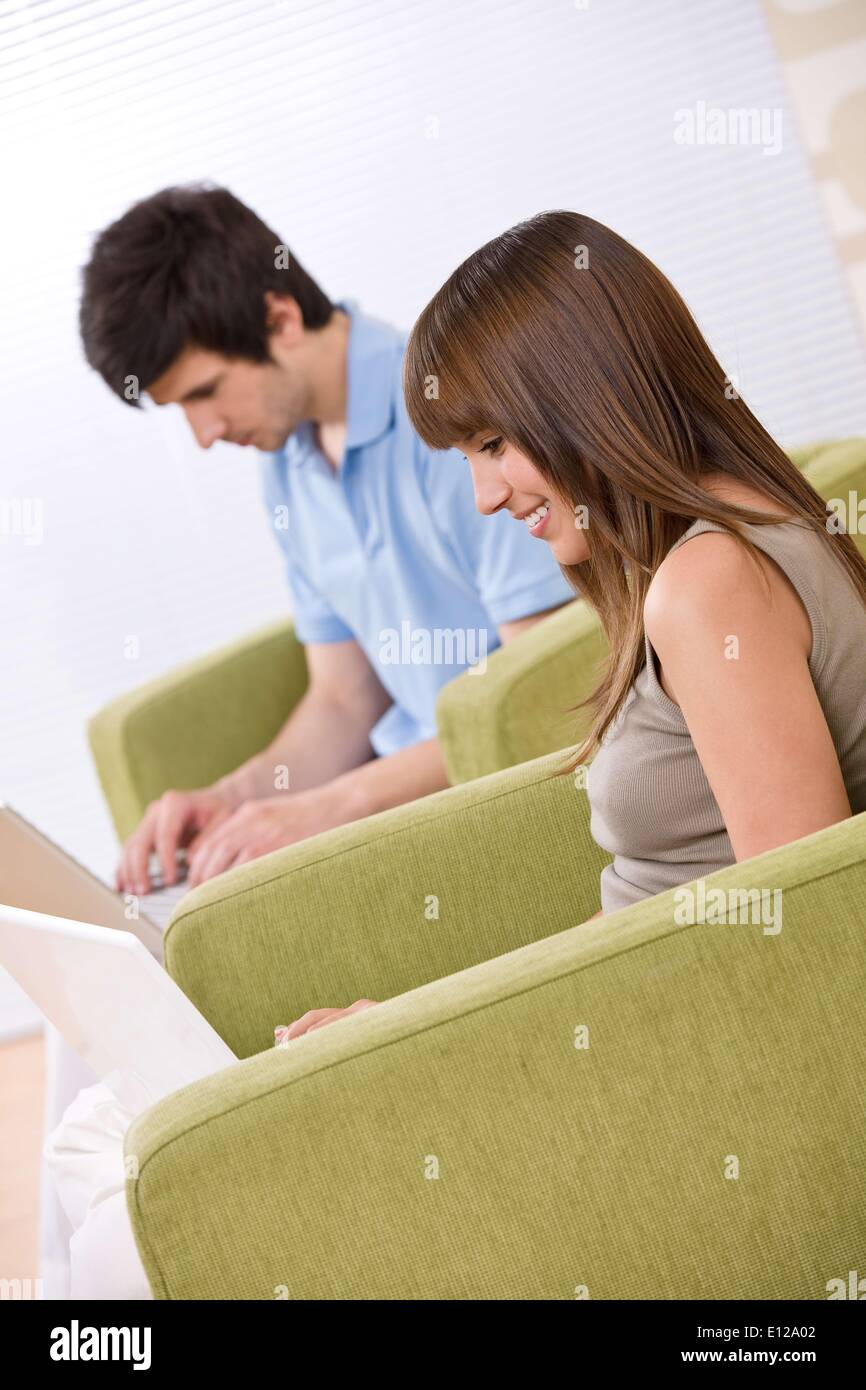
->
[284, 1000, 379, 1039]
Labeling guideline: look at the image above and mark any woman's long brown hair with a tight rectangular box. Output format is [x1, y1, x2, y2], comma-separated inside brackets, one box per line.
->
[403, 210, 866, 774]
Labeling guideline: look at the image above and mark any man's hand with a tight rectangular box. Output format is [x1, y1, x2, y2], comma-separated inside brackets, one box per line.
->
[116, 787, 238, 894]
[284, 1001, 379, 1039]
[185, 785, 348, 887]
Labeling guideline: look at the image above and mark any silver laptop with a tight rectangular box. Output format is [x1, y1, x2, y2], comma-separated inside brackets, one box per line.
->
[0, 803, 192, 960]
[0, 904, 237, 1103]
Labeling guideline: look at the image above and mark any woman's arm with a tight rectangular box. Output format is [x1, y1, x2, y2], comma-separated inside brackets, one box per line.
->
[643, 532, 851, 863]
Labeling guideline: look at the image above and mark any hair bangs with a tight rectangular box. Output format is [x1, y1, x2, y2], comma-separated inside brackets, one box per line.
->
[404, 286, 510, 454]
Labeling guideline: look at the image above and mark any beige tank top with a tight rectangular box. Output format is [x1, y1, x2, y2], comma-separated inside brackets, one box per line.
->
[586, 515, 866, 914]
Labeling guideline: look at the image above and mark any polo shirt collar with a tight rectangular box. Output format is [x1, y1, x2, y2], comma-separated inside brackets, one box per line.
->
[283, 297, 395, 467]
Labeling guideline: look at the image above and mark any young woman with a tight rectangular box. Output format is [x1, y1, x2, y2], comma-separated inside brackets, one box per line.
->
[401, 209, 866, 917]
[48, 212, 866, 1297]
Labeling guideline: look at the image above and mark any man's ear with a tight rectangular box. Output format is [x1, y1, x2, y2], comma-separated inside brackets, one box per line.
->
[264, 292, 303, 344]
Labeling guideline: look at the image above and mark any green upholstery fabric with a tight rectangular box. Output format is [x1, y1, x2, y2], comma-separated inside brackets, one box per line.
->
[798, 437, 866, 548]
[159, 749, 606, 1059]
[88, 620, 307, 841]
[436, 597, 602, 785]
[83, 436, 866, 1297]
[125, 782, 866, 1299]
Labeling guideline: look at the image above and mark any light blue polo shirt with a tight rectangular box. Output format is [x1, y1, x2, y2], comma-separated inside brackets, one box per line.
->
[259, 298, 573, 757]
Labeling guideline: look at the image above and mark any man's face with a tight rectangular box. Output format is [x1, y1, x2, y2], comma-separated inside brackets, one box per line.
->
[147, 346, 307, 453]
[147, 294, 313, 452]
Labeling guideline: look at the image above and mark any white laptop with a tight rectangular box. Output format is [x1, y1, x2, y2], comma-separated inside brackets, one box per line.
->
[0, 904, 237, 1103]
[0, 803, 192, 960]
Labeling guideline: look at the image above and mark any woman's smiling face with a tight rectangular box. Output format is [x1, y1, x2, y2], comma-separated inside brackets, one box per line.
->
[460, 433, 589, 565]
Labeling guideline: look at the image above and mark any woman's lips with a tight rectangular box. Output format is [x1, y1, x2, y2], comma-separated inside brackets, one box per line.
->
[528, 506, 551, 537]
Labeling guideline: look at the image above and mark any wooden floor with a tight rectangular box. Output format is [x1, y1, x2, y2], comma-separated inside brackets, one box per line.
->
[0, 1034, 45, 1282]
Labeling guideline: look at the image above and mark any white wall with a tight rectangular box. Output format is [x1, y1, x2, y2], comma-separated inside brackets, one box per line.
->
[1, 0, 864, 938]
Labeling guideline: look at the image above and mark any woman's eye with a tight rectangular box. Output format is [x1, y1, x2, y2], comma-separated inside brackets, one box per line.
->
[480, 437, 504, 457]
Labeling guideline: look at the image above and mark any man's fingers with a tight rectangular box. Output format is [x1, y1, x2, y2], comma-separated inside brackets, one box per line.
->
[186, 806, 232, 858]
[187, 833, 241, 888]
[154, 795, 188, 886]
[116, 793, 232, 895]
[127, 836, 153, 894]
[120, 804, 159, 894]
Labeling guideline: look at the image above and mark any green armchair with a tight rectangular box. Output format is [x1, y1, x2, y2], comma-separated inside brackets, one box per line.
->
[126, 768, 866, 1299]
[85, 438, 866, 1298]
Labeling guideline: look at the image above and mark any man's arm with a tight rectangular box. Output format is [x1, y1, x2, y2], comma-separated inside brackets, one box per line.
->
[214, 638, 394, 803]
[222, 606, 566, 812]
[117, 639, 392, 893]
[182, 606, 566, 884]
[120, 605, 569, 893]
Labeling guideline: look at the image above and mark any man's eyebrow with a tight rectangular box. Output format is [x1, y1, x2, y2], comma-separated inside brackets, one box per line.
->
[179, 375, 222, 402]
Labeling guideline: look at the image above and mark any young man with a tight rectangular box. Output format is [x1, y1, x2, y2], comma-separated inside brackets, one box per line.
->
[80, 184, 574, 893]
[39, 187, 574, 1300]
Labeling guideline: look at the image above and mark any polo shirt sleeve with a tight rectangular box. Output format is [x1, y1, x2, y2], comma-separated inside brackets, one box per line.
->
[259, 452, 354, 645]
[431, 449, 575, 627]
[282, 557, 355, 645]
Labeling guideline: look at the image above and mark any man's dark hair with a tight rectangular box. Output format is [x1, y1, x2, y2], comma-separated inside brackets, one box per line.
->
[79, 183, 334, 405]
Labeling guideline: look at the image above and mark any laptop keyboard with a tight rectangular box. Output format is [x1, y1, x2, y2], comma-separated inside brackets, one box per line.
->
[136, 879, 192, 932]
[133, 856, 194, 932]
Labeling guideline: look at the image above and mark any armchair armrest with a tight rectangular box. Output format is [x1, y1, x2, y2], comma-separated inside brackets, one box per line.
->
[127, 810, 866, 1299]
[436, 599, 607, 783]
[162, 748, 609, 1060]
[88, 619, 307, 841]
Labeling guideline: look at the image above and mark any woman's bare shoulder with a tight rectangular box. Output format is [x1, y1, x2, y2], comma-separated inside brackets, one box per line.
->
[645, 478, 812, 661]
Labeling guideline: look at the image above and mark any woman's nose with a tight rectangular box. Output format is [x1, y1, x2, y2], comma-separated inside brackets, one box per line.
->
[470, 463, 511, 516]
